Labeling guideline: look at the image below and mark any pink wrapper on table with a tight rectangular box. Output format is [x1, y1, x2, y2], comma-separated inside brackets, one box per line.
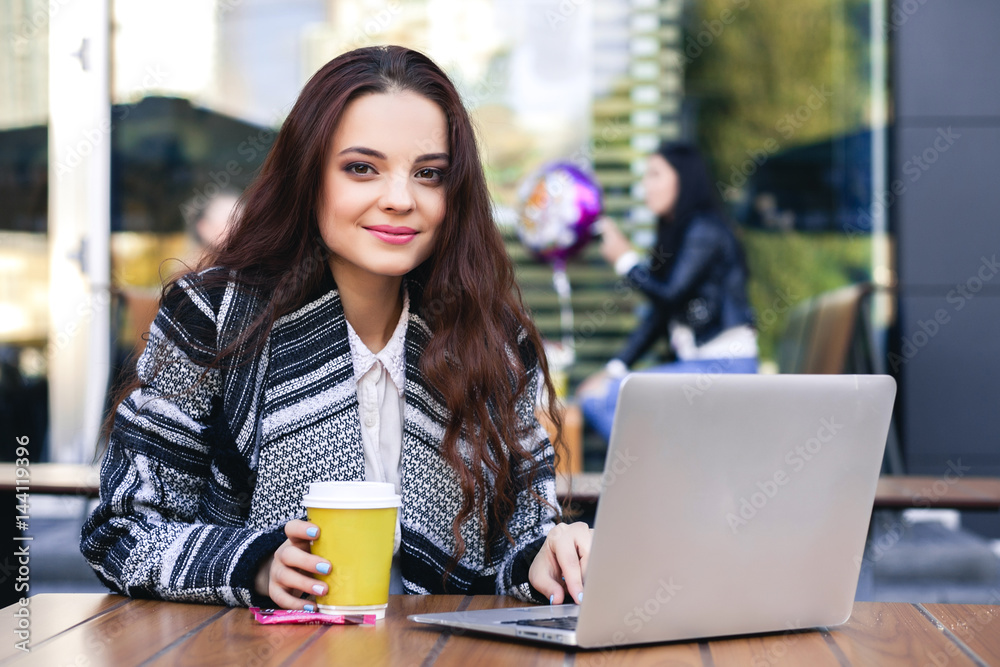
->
[250, 607, 378, 625]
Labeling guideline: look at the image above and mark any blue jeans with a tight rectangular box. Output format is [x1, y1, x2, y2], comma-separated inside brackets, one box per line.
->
[580, 357, 759, 442]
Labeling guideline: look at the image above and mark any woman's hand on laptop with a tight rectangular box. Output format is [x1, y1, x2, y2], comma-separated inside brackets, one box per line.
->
[529, 522, 593, 605]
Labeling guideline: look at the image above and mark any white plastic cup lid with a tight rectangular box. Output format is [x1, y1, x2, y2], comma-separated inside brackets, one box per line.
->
[302, 481, 401, 509]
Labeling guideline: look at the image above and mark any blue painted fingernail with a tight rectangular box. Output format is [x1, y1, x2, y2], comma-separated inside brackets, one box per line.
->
[577, 592, 584, 603]
[549, 594, 554, 605]
[304, 604, 315, 612]
[312, 584, 325, 595]
[316, 562, 331, 575]
[306, 526, 319, 538]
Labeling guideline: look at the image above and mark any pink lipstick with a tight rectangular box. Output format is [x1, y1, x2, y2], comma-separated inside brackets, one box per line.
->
[365, 225, 417, 245]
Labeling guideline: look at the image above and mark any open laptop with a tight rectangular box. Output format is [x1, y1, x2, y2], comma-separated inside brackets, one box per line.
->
[409, 373, 896, 649]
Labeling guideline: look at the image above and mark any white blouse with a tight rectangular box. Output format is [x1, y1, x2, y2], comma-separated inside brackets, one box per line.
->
[344, 292, 408, 497]
[344, 291, 408, 593]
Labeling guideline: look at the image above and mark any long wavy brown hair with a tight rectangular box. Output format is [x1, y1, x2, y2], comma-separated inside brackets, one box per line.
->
[108, 45, 563, 579]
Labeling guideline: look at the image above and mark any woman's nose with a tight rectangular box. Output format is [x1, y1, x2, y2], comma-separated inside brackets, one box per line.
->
[379, 172, 416, 214]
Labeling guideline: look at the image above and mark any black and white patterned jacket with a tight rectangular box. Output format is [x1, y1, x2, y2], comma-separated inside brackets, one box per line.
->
[80, 268, 556, 606]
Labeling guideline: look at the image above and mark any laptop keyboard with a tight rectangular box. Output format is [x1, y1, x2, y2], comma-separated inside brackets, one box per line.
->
[501, 616, 578, 630]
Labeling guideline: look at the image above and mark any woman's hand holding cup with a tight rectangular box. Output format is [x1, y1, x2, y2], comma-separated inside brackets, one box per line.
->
[255, 519, 329, 611]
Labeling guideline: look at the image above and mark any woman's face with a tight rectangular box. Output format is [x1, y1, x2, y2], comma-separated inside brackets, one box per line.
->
[642, 154, 680, 217]
[319, 90, 449, 286]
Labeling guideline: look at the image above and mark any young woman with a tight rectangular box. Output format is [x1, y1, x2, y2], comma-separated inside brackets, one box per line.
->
[82, 46, 590, 611]
[578, 142, 758, 440]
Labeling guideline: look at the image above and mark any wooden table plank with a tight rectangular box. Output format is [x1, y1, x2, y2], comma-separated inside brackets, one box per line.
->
[556, 471, 602, 504]
[292, 594, 467, 666]
[557, 474, 1000, 511]
[7, 462, 998, 513]
[4, 596, 999, 665]
[826, 602, 980, 666]
[0, 594, 126, 661]
[3, 598, 225, 666]
[433, 596, 568, 667]
[874, 477, 1000, 510]
[706, 629, 843, 666]
[573, 639, 705, 666]
[143, 607, 324, 667]
[923, 603, 1000, 666]
[953, 479, 1000, 509]
[0, 463, 101, 496]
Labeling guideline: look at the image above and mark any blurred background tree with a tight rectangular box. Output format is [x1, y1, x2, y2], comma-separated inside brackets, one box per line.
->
[684, 0, 874, 365]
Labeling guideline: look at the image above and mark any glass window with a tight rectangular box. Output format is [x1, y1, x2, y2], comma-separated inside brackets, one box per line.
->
[1, 0, 889, 461]
[1, 1, 51, 461]
[684, 0, 888, 368]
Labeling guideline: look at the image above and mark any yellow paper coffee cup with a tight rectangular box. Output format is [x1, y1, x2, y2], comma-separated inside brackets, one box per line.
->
[302, 481, 401, 619]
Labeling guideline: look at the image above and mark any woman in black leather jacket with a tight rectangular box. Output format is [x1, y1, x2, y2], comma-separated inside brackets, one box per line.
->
[578, 142, 758, 440]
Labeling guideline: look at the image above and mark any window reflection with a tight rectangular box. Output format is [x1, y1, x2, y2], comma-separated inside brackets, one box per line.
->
[0, 0, 889, 456]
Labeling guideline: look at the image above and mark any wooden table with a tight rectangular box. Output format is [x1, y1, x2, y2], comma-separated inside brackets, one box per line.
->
[2, 594, 998, 665]
[0, 463, 101, 498]
[557, 473, 1000, 512]
[4, 462, 1000, 513]
[873, 475, 1000, 510]
[2, 463, 999, 541]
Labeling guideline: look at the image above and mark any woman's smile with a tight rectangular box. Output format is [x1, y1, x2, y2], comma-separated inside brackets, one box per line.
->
[365, 225, 419, 245]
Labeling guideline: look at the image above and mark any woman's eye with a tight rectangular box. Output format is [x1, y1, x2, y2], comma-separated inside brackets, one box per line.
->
[416, 168, 443, 181]
[348, 163, 373, 175]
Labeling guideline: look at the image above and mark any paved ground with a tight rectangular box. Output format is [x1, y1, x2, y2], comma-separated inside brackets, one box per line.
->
[857, 510, 1000, 603]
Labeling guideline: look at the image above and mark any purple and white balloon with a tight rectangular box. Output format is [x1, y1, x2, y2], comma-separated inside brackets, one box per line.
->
[517, 162, 602, 267]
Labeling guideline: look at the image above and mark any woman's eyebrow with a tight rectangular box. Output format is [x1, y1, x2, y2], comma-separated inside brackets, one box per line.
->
[337, 146, 449, 163]
[337, 146, 385, 159]
[415, 152, 450, 164]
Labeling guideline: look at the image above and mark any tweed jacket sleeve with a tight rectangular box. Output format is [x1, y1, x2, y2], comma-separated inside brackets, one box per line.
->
[80, 273, 286, 606]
